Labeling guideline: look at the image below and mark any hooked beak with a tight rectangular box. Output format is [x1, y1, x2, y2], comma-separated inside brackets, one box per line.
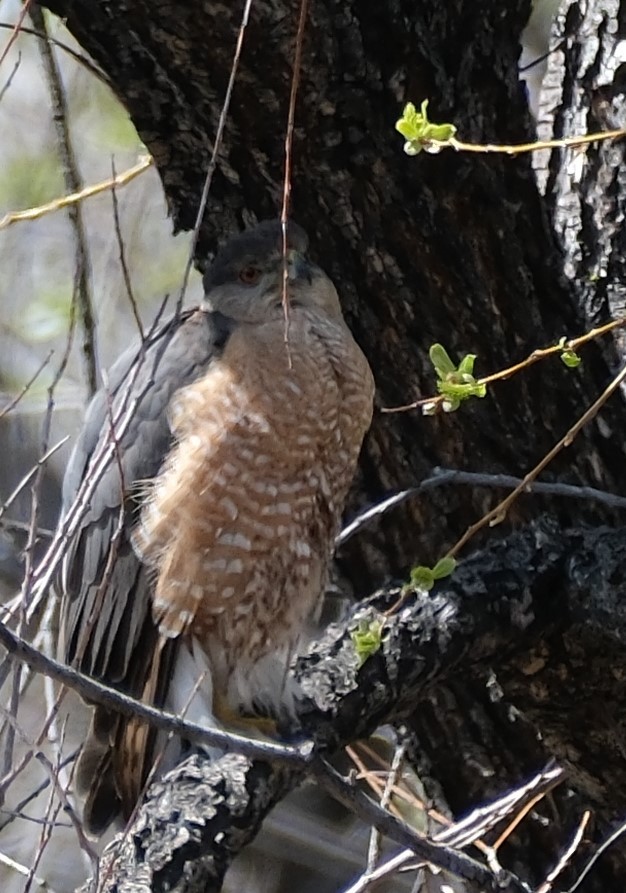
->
[287, 249, 314, 284]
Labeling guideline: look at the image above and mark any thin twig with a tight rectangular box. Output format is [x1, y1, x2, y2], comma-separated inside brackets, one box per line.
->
[0, 21, 110, 84]
[176, 0, 254, 313]
[280, 0, 309, 357]
[435, 764, 564, 850]
[28, 302, 171, 613]
[0, 706, 80, 892]
[0, 518, 53, 539]
[312, 758, 528, 893]
[1, 438, 68, 777]
[365, 737, 407, 873]
[0, 156, 152, 231]
[35, 731, 99, 873]
[448, 128, 626, 155]
[31, 4, 98, 395]
[0, 668, 73, 814]
[0, 438, 68, 526]
[0, 619, 312, 766]
[446, 360, 626, 559]
[337, 469, 626, 547]
[2, 229, 79, 777]
[109, 159, 144, 338]
[27, 302, 172, 629]
[0, 0, 32, 68]
[565, 817, 626, 893]
[0, 851, 54, 893]
[0, 51, 20, 104]
[382, 313, 626, 414]
[0, 752, 77, 833]
[24, 766, 61, 893]
[405, 124, 626, 160]
[0, 351, 53, 422]
[343, 849, 415, 893]
[535, 811, 590, 893]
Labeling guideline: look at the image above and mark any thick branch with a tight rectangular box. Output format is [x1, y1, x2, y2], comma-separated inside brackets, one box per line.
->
[73, 518, 626, 891]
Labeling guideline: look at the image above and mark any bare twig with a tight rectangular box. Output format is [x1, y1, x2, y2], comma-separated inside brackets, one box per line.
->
[536, 811, 590, 893]
[0, 518, 52, 539]
[24, 768, 62, 893]
[565, 817, 626, 893]
[0, 706, 94, 887]
[0, 156, 152, 231]
[280, 0, 309, 355]
[31, 4, 98, 395]
[0, 438, 68, 531]
[382, 313, 626, 415]
[176, 0, 254, 312]
[343, 849, 416, 893]
[448, 128, 626, 156]
[337, 469, 626, 547]
[0, 51, 20, 103]
[365, 737, 407, 873]
[312, 758, 528, 893]
[28, 303, 172, 610]
[0, 351, 53, 422]
[1, 428, 68, 776]
[0, 851, 55, 893]
[25, 300, 170, 640]
[0, 751, 77, 833]
[0, 619, 312, 765]
[446, 360, 626, 560]
[435, 764, 564, 850]
[0, 21, 110, 84]
[3, 249, 82, 779]
[109, 159, 144, 338]
[0, 669, 73, 815]
[0, 0, 32, 68]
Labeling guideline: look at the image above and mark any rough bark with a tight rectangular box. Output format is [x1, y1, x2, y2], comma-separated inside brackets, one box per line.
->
[37, 0, 626, 889]
[85, 520, 626, 892]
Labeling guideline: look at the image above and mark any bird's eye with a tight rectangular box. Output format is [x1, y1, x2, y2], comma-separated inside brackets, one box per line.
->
[239, 266, 261, 285]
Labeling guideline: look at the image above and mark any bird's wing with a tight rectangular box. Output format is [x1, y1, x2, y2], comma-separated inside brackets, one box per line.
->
[58, 307, 234, 831]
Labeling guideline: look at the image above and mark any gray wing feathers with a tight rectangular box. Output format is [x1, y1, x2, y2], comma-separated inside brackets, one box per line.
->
[60, 309, 231, 684]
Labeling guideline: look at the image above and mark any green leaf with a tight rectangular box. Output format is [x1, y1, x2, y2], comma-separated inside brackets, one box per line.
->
[395, 102, 420, 140]
[429, 344, 487, 412]
[395, 100, 457, 156]
[409, 565, 435, 591]
[409, 558, 457, 592]
[561, 350, 581, 368]
[431, 556, 457, 579]
[429, 343, 456, 376]
[457, 353, 477, 376]
[351, 617, 385, 667]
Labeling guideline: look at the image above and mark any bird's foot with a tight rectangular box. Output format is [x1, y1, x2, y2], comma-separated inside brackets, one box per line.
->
[213, 693, 280, 740]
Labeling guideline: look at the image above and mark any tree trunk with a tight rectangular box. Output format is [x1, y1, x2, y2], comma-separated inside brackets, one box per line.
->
[39, 0, 626, 889]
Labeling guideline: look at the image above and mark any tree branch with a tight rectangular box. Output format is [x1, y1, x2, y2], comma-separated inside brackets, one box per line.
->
[42, 517, 626, 891]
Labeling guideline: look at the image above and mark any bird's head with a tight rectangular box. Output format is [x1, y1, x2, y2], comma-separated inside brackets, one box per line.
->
[202, 220, 343, 323]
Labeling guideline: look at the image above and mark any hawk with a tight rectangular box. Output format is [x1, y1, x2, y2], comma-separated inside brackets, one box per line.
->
[58, 220, 374, 833]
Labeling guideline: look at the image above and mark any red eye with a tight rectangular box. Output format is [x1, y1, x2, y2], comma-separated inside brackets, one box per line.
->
[239, 266, 261, 285]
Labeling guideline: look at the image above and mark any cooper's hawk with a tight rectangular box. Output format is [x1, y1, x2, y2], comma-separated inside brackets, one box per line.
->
[58, 220, 374, 833]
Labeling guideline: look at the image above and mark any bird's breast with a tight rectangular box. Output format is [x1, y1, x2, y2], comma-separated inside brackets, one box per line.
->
[132, 312, 374, 660]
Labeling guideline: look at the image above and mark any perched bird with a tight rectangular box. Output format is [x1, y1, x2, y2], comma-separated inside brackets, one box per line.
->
[58, 220, 374, 833]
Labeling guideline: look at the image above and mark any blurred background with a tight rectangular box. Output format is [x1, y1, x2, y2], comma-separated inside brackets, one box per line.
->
[0, 1, 560, 890]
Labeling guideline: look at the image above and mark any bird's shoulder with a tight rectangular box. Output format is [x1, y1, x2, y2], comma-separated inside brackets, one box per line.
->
[62, 307, 235, 511]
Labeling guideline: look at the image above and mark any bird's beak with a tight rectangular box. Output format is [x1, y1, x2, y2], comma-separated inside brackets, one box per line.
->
[287, 249, 314, 284]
